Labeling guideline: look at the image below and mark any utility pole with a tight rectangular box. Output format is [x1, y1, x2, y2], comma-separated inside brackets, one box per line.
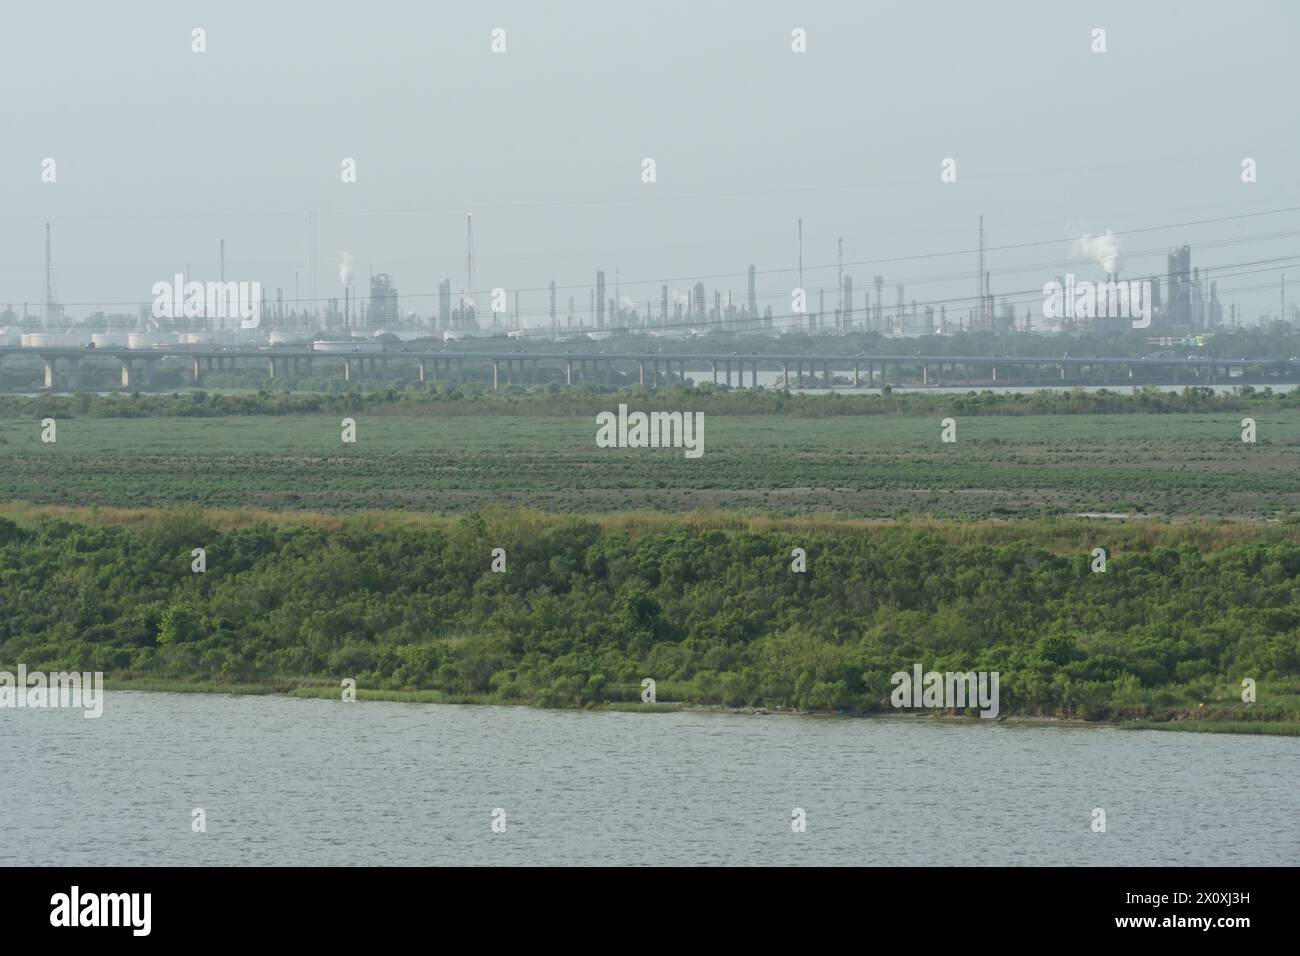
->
[837, 236, 844, 322]
[465, 213, 475, 315]
[873, 274, 884, 333]
[310, 211, 318, 319]
[219, 239, 226, 332]
[797, 218, 804, 292]
[43, 222, 55, 329]
[797, 217, 804, 330]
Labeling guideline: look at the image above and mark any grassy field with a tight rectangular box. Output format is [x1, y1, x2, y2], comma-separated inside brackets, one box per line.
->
[2, 410, 1298, 518]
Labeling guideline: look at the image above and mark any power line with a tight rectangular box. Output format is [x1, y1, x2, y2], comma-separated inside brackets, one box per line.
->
[21, 222, 1300, 316]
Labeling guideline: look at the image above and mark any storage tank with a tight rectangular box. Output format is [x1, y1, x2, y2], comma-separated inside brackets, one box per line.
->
[24, 333, 83, 348]
[92, 333, 125, 349]
[311, 340, 383, 353]
[128, 333, 180, 349]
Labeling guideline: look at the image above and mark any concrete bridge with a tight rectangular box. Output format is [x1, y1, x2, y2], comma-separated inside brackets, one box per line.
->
[1, 345, 1296, 392]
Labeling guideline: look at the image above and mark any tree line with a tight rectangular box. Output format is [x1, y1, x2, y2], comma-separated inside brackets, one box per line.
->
[1, 510, 1295, 723]
[0, 382, 1294, 421]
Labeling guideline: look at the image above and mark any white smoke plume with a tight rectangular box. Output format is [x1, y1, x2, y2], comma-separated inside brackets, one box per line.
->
[1070, 226, 1123, 274]
[338, 251, 353, 287]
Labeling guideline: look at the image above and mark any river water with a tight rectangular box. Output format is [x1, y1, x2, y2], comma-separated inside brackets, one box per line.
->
[4, 691, 1296, 866]
[686, 370, 1295, 395]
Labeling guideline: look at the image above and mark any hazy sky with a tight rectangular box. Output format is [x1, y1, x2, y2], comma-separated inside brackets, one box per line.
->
[3, 0, 1298, 325]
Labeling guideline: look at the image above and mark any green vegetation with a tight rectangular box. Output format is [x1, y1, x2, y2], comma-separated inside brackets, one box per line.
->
[1120, 719, 1300, 736]
[1, 381, 1297, 421]
[3, 386, 1296, 733]
[2, 390, 1299, 518]
[1, 507, 1296, 729]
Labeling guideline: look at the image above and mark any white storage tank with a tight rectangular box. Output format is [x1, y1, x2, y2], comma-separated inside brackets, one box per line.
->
[92, 333, 125, 349]
[128, 333, 180, 349]
[24, 333, 83, 348]
[311, 339, 383, 353]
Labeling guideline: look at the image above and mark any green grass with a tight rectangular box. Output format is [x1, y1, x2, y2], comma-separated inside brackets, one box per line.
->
[3, 410, 1298, 518]
[92, 677, 1300, 730]
[1121, 720, 1300, 736]
[98, 674, 690, 711]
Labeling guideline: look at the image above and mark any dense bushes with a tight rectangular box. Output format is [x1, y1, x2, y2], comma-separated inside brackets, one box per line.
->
[2, 382, 1298, 423]
[2, 511, 1297, 721]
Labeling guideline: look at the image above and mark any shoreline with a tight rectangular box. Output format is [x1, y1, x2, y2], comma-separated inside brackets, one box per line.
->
[89, 677, 1299, 736]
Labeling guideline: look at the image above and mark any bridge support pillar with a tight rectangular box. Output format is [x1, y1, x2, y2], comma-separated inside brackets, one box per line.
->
[492, 360, 500, 391]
